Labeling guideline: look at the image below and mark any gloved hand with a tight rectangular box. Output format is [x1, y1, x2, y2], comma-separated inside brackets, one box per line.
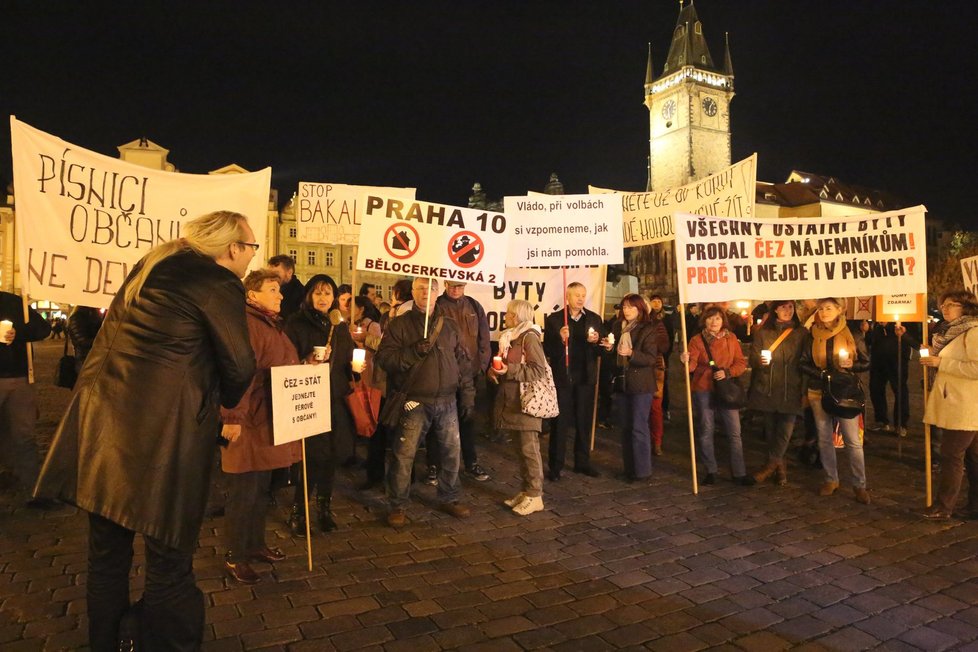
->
[415, 338, 432, 355]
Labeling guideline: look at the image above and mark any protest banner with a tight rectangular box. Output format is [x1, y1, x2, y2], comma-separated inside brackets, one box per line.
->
[961, 254, 978, 296]
[849, 296, 875, 321]
[270, 364, 331, 445]
[674, 206, 928, 304]
[503, 194, 624, 267]
[876, 294, 927, 322]
[590, 153, 757, 247]
[464, 266, 606, 340]
[355, 195, 511, 286]
[10, 117, 270, 308]
[295, 182, 415, 244]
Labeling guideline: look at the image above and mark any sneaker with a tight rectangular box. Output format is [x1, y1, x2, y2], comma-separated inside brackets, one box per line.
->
[387, 508, 407, 528]
[923, 506, 951, 520]
[503, 492, 526, 508]
[440, 502, 471, 519]
[512, 495, 544, 516]
[424, 466, 438, 486]
[853, 487, 872, 505]
[819, 481, 840, 496]
[465, 464, 491, 482]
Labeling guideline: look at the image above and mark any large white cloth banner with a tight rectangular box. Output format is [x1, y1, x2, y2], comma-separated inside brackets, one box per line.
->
[503, 193, 624, 267]
[356, 195, 511, 286]
[465, 267, 606, 341]
[10, 117, 270, 308]
[590, 154, 757, 247]
[295, 182, 415, 244]
[674, 206, 928, 304]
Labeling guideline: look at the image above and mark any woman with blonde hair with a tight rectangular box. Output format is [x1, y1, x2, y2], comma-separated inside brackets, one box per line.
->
[488, 300, 548, 516]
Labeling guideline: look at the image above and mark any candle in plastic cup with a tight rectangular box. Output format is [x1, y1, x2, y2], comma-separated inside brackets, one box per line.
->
[492, 356, 503, 371]
[838, 348, 849, 362]
[760, 349, 772, 364]
[919, 347, 930, 358]
[351, 348, 366, 373]
[313, 346, 328, 361]
[607, 332, 615, 345]
[0, 320, 11, 345]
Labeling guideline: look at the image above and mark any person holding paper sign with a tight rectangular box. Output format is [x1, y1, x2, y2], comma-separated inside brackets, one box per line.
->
[220, 270, 302, 584]
[799, 298, 872, 504]
[34, 210, 257, 652]
[285, 274, 357, 535]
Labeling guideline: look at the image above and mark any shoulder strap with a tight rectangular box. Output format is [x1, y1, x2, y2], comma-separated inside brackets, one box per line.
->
[768, 328, 793, 354]
[700, 332, 716, 364]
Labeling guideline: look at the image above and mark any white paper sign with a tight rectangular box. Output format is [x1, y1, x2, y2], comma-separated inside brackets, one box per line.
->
[10, 117, 270, 308]
[356, 195, 511, 286]
[270, 364, 332, 445]
[296, 182, 415, 244]
[504, 193, 624, 267]
[961, 254, 978, 297]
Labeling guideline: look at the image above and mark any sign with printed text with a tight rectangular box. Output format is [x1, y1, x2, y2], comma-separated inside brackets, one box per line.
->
[296, 182, 415, 244]
[271, 364, 331, 445]
[464, 266, 606, 340]
[876, 294, 927, 322]
[590, 153, 757, 247]
[11, 117, 270, 308]
[356, 195, 511, 286]
[504, 194, 623, 267]
[674, 206, 928, 304]
[961, 254, 978, 297]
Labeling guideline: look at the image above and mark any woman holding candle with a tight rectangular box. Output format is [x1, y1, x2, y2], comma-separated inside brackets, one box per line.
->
[680, 306, 752, 486]
[488, 300, 547, 515]
[747, 300, 807, 486]
[284, 274, 356, 534]
[604, 294, 667, 483]
[921, 290, 978, 520]
[352, 296, 383, 381]
[799, 297, 871, 503]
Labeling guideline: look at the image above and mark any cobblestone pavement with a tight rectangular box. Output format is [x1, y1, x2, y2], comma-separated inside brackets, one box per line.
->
[2, 339, 977, 651]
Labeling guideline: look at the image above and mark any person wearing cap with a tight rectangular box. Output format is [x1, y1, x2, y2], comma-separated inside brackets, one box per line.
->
[433, 281, 492, 482]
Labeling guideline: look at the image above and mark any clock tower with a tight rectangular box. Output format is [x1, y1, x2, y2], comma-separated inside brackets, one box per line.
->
[644, 1, 734, 191]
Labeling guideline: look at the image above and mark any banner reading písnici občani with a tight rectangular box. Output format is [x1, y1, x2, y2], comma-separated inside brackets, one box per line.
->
[674, 206, 927, 304]
[10, 117, 271, 309]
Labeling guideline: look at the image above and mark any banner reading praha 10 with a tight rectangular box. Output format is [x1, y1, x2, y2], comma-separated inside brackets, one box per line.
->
[10, 117, 271, 309]
[355, 195, 510, 286]
[674, 206, 927, 304]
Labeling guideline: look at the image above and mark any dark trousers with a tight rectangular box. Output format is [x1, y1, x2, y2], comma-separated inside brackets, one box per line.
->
[935, 429, 978, 513]
[615, 392, 653, 479]
[364, 423, 389, 483]
[292, 431, 337, 504]
[0, 377, 39, 491]
[225, 470, 272, 562]
[549, 382, 596, 473]
[87, 513, 203, 652]
[869, 367, 909, 427]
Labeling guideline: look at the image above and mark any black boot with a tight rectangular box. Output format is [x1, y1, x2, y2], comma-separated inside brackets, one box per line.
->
[317, 497, 338, 533]
[287, 503, 307, 538]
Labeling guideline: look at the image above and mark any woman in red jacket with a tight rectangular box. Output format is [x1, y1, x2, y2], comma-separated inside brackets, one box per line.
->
[680, 305, 753, 486]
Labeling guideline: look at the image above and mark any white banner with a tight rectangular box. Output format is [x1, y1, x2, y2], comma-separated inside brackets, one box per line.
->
[465, 267, 606, 340]
[271, 364, 331, 445]
[504, 193, 624, 267]
[590, 154, 757, 247]
[674, 206, 928, 304]
[356, 195, 511, 286]
[961, 254, 978, 297]
[10, 118, 270, 308]
[295, 182, 415, 244]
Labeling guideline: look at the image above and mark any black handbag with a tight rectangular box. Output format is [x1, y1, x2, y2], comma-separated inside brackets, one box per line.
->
[819, 336, 865, 419]
[701, 333, 747, 409]
[55, 338, 78, 389]
[377, 317, 443, 428]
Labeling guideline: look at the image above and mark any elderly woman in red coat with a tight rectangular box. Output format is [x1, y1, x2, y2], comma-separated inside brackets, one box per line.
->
[221, 269, 302, 584]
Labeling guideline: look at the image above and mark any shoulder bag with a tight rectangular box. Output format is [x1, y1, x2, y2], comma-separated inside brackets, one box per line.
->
[377, 317, 443, 428]
[519, 332, 560, 418]
[820, 335, 865, 419]
[55, 337, 78, 389]
[701, 333, 747, 409]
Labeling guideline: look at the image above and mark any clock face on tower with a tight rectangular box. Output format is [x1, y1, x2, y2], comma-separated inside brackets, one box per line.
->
[661, 99, 676, 120]
[702, 97, 718, 117]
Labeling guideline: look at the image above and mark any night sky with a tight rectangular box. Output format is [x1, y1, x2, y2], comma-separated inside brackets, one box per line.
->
[3, 1, 976, 226]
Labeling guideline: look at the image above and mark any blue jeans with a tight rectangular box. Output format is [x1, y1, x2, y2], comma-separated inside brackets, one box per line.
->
[614, 392, 653, 479]
[692, 391, 746, 476]
[387, 397, 461, 508]
[811, 394, 866, 488]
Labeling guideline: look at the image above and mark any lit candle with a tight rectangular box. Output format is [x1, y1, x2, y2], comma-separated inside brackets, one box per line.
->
[351, 348, 366, 373]
[492, 355, 503, 371]
[355, 326, 363, 334]
[838, 348, 849, 362]
[760, 349, 772, 364]
[607, 332, 615, 346]
[919, 347, 930, 358]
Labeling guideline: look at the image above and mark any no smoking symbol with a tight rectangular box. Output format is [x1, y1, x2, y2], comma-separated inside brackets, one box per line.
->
[384, 223, 419, 260]
[448, 231, 483, 268]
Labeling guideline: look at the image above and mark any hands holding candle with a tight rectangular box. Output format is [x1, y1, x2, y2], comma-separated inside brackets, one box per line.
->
[351, 348, 366, 373]
[837, 347, 853, 369]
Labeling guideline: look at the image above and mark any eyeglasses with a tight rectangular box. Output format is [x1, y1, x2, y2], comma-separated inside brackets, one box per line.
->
[236, 241, 260, 251]
[940, 302, 962, 310]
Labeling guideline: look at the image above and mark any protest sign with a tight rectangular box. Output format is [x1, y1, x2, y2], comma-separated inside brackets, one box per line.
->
[674, 206, 928, 304]
[296, 182, 415, 244]
[271, 364, 331, 445]
[464, 266, 606, 340]
[355, 195, 511, 286]
[11, 117, 270, 308]
[504, 194, 623, 267]
[961, 254, 978, 296]
[876, 294, 927, 322]
[590, 154, 757, 247]
[849, 296, 875, 321]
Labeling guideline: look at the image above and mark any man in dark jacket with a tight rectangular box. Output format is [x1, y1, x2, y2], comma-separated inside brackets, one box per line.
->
[377, 277, 475, 527]
[269, 254, 305, 319]
[544, 282, 604, 480]
[0, 291, 52, 502]
[34, 211, 257, 652]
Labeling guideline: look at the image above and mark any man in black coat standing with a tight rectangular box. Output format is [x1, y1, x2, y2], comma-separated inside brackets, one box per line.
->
[269, 254, 305, 319]
[544, 282, 604, 480]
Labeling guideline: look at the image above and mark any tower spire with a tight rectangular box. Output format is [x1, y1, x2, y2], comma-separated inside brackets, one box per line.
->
[723, 31, 734, 76]
[645, 43, 654, 85]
